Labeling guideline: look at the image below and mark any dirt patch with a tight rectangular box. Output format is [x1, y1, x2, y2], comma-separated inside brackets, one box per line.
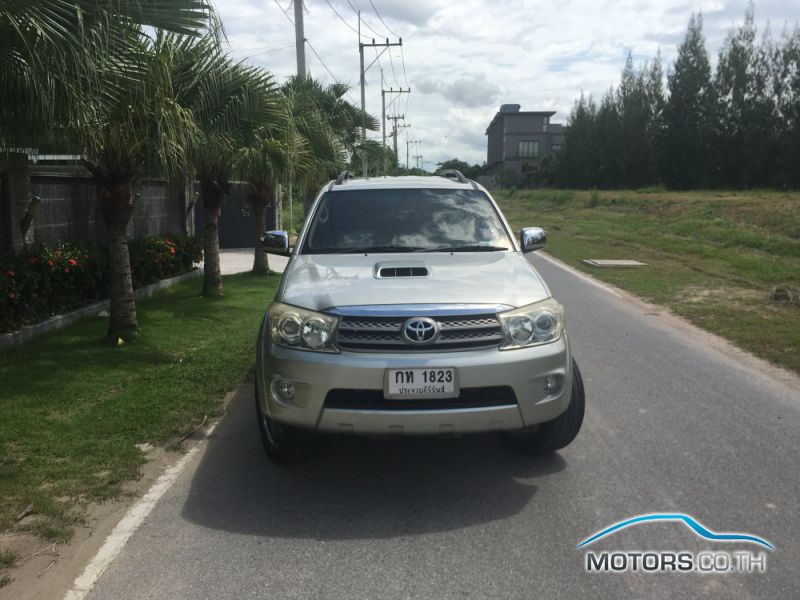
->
[0, 445, 181, 600]
[0, 385, 241, 600]
[675, 285, 763, 305]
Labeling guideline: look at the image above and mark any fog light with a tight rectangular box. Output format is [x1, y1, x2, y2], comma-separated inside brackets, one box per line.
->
[275, 380, 295, 401]
[543, 375, 561, 393]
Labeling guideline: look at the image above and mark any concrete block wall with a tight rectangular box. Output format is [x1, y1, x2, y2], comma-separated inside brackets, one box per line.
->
[0, 162, 191, 255]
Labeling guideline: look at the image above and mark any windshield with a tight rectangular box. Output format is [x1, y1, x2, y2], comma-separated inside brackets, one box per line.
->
[301, 188, 512, 254]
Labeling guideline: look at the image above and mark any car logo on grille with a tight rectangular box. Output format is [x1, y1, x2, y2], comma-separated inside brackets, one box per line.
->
[402, 317, 440, 344]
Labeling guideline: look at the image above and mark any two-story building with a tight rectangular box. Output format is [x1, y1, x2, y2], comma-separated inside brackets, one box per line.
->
[485, 104, 566, 177]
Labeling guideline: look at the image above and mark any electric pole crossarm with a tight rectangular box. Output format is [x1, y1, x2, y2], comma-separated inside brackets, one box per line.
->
[359, 28, 403, 178]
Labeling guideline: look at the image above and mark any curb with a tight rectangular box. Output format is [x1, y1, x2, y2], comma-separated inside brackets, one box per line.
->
[0, 270, 201, 351]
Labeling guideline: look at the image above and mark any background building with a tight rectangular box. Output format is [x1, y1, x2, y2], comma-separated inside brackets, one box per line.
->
[485, 104, 566, 178]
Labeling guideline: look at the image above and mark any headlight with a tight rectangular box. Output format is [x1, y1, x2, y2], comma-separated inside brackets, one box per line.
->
[268, 302, 339, 352]
[498, 299, 564, 349]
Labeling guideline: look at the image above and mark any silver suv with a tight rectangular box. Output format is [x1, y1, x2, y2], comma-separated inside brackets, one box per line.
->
[256, 171, 584, 462]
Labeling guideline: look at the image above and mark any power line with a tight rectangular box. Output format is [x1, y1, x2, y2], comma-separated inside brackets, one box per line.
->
[305, 40, 359, 102]
[399, 43, 409, 86]
[272, 0, 295, 25]
[345, 0, 384, 38]
[388, 48, 400, 88]
[245, 42, 296, 58]
[323, 0, 368, 38]
[369, 0, 401, 38]
[305, 40, 339, 82]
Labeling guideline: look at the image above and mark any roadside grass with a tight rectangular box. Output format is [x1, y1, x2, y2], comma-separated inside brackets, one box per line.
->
[495, 189, 800, 374]
[0, 549, 15, 588]
[0, 272, 279, 542]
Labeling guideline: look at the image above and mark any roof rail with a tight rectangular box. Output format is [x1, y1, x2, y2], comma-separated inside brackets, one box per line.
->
[436, 169, 479, 189]
[435, 169, 469, 184]
[335, 170, 354, 185]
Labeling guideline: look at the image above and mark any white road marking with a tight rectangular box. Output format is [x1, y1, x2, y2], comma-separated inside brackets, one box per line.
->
[534, 252, 622, 297]
[63, 422, 217, 600]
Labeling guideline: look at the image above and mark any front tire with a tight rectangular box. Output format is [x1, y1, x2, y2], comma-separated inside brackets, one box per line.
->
[255, 381, 318, 464]
[500, 359, 585, 455]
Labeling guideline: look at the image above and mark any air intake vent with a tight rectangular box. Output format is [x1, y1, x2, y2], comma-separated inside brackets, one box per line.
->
[378, 267, 428, 278]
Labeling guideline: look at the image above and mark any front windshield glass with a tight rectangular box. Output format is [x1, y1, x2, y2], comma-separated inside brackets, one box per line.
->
[301, 188, 512, 254]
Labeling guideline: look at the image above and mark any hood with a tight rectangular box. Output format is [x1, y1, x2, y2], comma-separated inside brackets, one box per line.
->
[278, 252, 550, 312]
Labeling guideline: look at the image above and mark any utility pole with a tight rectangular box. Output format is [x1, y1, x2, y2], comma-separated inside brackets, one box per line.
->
[386, 114, 405, 173]
[359, 29, 403, 177]
[407, 139, 421, 170]
[393, 123, 410, 169]
[381, 88, 410, 175]
[293, 0, 306, 78]
[413, 154, 423, 171]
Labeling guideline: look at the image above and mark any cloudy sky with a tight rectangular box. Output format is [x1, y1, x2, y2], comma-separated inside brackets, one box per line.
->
[217, 0, 799, 169]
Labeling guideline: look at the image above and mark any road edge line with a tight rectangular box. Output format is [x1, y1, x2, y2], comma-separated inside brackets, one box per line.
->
[63, 421, 218, 600]
[535, 251, 622, 297]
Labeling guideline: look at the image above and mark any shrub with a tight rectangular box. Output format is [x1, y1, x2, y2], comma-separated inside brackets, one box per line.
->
[584, 188, 601, 208]
[0, 236, 202, 333]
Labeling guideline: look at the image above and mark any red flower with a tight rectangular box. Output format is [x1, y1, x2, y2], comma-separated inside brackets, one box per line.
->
[47, 260, 54, 266]
[4, 270, 15, 277]
[166, 238, 173, 245]
[64, 267, 70, 273]
[169, 247, 176, 254]
[69, 259, 77, 266]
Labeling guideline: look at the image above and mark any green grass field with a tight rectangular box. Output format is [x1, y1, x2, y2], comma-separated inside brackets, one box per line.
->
[494, 188, 800, 374]
[0, 272, 280, 544]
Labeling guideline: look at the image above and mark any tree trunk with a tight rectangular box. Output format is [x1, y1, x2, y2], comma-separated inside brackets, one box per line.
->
[252, 184, 273, 275]
[95, 176, 138, 339]
[200, 180, 225, 296]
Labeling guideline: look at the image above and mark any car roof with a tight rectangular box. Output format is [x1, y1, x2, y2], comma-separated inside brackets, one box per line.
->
[326, 175, 477, 192]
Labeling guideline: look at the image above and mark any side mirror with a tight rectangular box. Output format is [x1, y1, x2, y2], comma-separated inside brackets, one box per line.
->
[260, 230, 292, 257]
[520, 227, 546, 253]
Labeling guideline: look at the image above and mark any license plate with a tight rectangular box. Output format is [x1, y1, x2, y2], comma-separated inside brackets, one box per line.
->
[384, 368, 459, 399]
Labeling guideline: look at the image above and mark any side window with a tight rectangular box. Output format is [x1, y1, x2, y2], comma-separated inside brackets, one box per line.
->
[518, 140, 539, 159]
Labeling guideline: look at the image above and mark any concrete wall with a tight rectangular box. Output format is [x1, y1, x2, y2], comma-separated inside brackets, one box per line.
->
[0, 163, 191, 255]
[194, 182, 278, 249]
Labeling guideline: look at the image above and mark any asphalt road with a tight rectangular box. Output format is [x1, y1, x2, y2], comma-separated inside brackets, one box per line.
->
[85, 254, 800, 600]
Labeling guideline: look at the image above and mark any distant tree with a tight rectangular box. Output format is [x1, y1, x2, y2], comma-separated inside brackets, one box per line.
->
[715, 4, 783, 187]
[661, 13, 716, 189]
[435, 159, 482, 179]
[520, 153, 560, 188]
[594, 89, 624, 187]
[617, 52, 661, 187]
[559, 94, 599, 188]
[776, 26, 800, 187]
[645, 51, 667, 181]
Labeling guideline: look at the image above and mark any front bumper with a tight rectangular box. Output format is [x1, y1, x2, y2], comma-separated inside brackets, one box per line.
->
[256, 323, 573, 436]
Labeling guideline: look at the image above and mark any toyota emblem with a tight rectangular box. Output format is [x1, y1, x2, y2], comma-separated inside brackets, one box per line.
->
[402, 317, 440, 344]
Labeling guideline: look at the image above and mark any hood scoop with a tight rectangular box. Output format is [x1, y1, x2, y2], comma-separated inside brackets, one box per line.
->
[374, 261, 430, 279]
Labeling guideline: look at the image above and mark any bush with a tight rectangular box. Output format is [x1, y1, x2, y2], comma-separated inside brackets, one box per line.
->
[0, 236, 202, 333]
[584, 188, 601, 208]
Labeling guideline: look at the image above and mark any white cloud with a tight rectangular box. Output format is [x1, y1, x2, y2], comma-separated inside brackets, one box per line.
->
[218, 0, 800, 167]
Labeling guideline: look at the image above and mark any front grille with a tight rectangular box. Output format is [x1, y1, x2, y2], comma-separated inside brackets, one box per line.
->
[324, 386, 517, 411]
[335, 313, 504, 352]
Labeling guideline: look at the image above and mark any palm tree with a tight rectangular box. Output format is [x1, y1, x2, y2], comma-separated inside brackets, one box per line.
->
[1, 1, 212, 339]
[81, 33, 204, 338]
[281, 77, 379, 214]
[170, 34, 285, 295]
[0, 1, 210, 147]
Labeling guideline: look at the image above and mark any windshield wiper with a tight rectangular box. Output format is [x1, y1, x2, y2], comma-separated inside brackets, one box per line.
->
[423, 245, 510, 252]
[336, 245, 427, 254]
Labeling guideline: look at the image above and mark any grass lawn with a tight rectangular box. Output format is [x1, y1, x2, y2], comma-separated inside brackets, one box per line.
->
[0, 272, 280, 545]
[495, 188, 800, 374]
